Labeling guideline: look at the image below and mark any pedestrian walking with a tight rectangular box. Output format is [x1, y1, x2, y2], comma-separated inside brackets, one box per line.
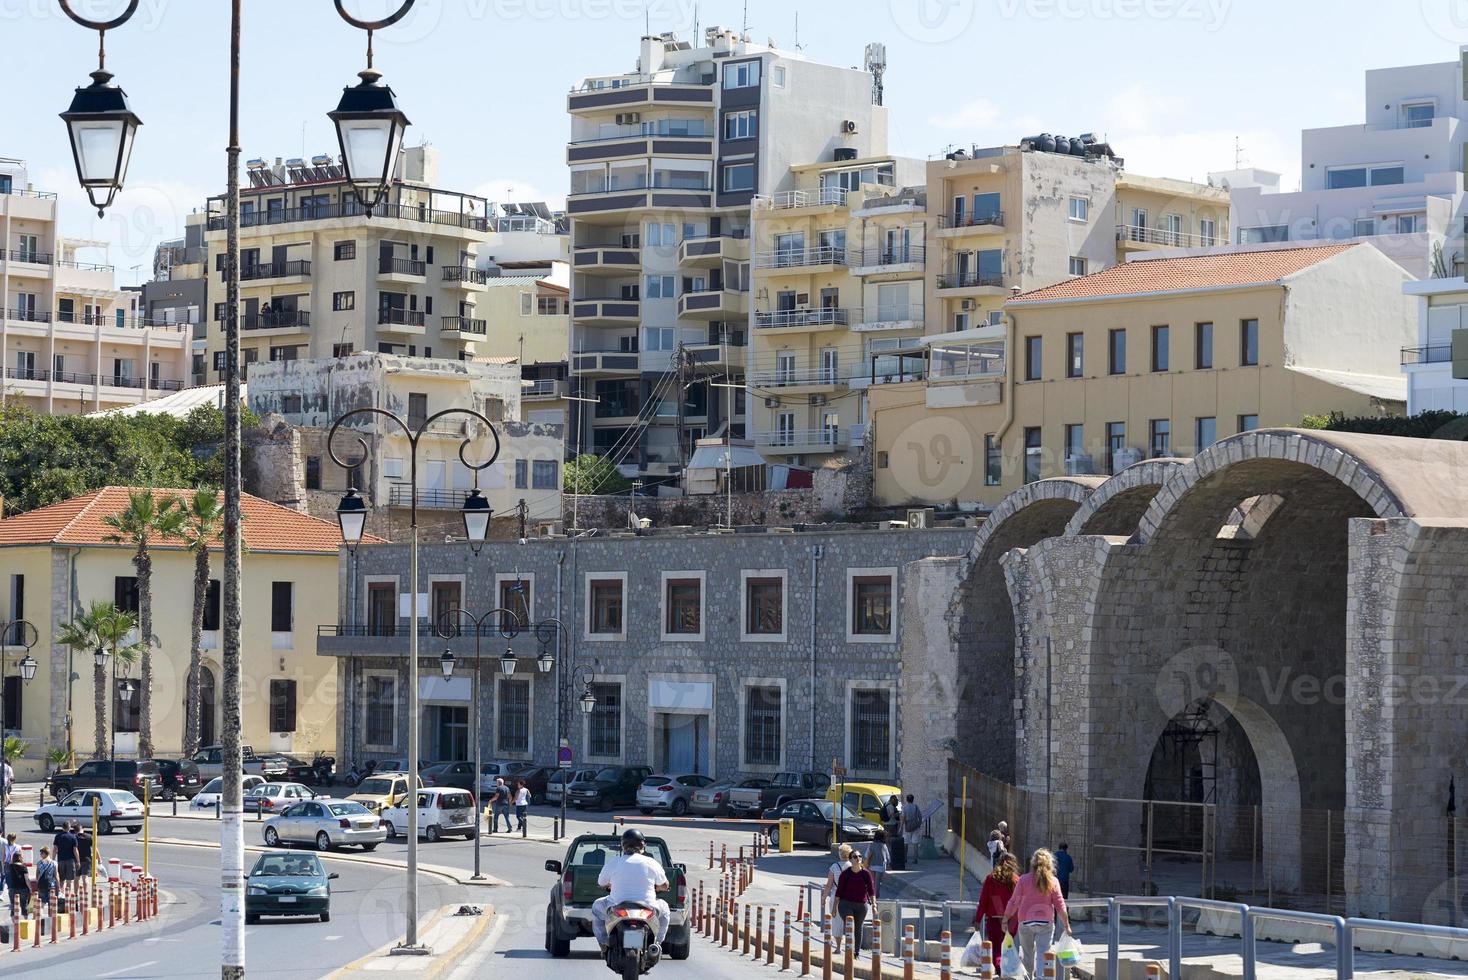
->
[491, 777, 513, 834]
[865, 830, 890, 897]
[1, 758, 12, 807]
[75, 824, 95, 881]
[821, 843, 853, 953]
[901, 794, 923, 866]
[53, 823, 78, 898]
[1055, 842, 1074, 899]
[34, 847, 58, 911]
[972, 852, 1019, 957]
[987, 830, 1004, 868]
[6, 849, 29, 918]
[998, 821, 1011, 853]
[514, 779, 530, 832]
[834, 851, 879, 953]
[1003, 848, 1072, 978]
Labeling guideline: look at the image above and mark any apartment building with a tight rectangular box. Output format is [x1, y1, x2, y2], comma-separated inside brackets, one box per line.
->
[869, 242, 1414, 507]
[141, 212, 210, 385]
[1228, 49, 1468, 279]
[0, 157, 191, 415]
[200, 146, 493, 378]
[1402, 274, 1468, 413]
[473, 272, 574, 433]
[566, 28, 892, 483]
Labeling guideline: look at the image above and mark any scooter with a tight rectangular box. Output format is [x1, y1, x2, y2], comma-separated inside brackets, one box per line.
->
[309, 754, 336, 786]
[604, 902, 661, 980]
[344, 759, 377, 788]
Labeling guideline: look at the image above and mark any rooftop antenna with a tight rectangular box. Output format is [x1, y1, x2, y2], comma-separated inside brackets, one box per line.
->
[644, 0, 649, 36]
[864, 42, 887, 106]
[742, 0, 747, 35]
[794, 11, 800, 50]
[1234, 136, 1247, 170]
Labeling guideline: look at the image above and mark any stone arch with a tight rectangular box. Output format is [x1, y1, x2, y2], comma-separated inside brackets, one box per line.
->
[1064, 459, 1190, 538]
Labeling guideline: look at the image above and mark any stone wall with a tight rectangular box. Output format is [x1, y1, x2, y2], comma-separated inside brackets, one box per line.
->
[567, 490, 822, 531]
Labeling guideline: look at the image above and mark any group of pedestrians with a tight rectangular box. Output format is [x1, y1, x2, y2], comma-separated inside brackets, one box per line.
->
[2, 822, 99, 920]
[484, 777, 531, 834]
[973, 823, 1076, 977]
[817, 791, 933, 955]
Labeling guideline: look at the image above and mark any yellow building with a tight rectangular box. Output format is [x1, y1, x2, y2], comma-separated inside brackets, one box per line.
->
[0, 487, 357, 778]
[474, 273, 574, 432]
[870, 242, 1414, 507]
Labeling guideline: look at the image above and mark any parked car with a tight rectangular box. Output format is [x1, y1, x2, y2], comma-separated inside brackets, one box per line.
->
[727, 771, 831, 817]
[244, 782, 317, 814]
[191, 744, 270, 780]
[476, 761, 535, 797]
[636, 773, 715, 816]
[245, 850, 339, 924]
[262, 798, 386, 852]
[192, 775, 266, 809]
[380, 788, 477, 842]
[48, 760, 163, 802]
[34, 789, 145, 835]
[423, 761, 477, 792]
[545, 767, 597, 806]
[762, 799, 877, 849]
[278, 755, 326, 786]
[346, 773, 421, 814]
[151, 759, 204, 801]
[515, 766, 553, 805]
[568, 766, 653, 811]
[691, 778, 770, 817]
[543, 834, 690, 960]
[828, 782, 904, 826]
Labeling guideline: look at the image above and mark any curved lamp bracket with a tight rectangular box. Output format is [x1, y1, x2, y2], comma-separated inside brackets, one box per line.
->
[58, 0, 139, 71]
[334, 0, 417, 70]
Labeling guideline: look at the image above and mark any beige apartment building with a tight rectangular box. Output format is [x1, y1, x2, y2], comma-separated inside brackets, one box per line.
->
[473, 271, 574, 434]
[0, 157, 190, 415]
[870, 242, 1414, 507]
[200, 146, 494, 378]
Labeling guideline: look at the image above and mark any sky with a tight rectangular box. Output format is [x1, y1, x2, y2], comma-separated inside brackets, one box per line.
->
[6, 0, 1468, 283]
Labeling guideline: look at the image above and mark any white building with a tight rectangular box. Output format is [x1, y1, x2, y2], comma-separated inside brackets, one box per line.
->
[1226, 51, 1468, 279]
[1402, 276, 1468, 414]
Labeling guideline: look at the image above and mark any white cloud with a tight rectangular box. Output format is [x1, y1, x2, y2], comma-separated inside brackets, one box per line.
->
[473, 178, 564, 211]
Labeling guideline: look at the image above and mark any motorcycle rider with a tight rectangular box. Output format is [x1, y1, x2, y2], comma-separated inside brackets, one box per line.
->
[592, 829, 670, 951]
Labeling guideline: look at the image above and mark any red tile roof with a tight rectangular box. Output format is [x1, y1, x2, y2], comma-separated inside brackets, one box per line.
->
[1010, 244, 1359, 305]
[0, 487, 384, 554]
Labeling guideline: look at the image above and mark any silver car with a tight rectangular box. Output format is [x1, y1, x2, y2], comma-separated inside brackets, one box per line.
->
[636, 773, 715, 816]
[244, 781, 316, 814]
[546, 767, 597, 806]
[691, 778, 770, 817]
[262, 798, 387, 852]
[476, 761, 534, 797]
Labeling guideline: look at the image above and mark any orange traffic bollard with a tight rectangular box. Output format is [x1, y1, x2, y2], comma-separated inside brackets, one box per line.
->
[903, 925, 915, 980]
[821, 914, 832, 980]
[709, 841, 715, 869]
[940, 930, 952, 980]
[843, 916, 855, 980]
[767, 906, 776, 965]
[980, 939, 994, 978]
[800, 914, 811, 976]
[743, 904, 752, 956]
[755, 906, 764, 960]
[1043, 950, 1058, 979]
[870, 915, 881, 976]
[782, 911, 792, 971]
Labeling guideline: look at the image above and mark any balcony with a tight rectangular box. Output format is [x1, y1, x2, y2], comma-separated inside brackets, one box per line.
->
[240, 260, 311, 282]
[753, 247, 847, 274]
[754, 309, 849, 333]
[6, 249, 53, 265]
[567, 78, 714, 114]
[377, 308, 427, 335]
[442, 265, 490, 288]
[758, 188, 848, 212]
[1402, 345, 1453, 365]
[378, 256, 428, 281]
[851, 305, 925, 333]
[51, 370, 97, 385]
[936, 271, 1006, 293]
[848, 246, 926, 277]
[1, 367, 48, 385]
[748, 367, 848, 392]
[441, 315, 487, 340]
[685, 337, 746, 372]
[5, 308, 51, 323]
[1116, 223, 1219, 251]
[206, 200, 489, 234]
[574, 243, 642, 277]
[573, 297, 641, 326]
[754, 427, 853, 455]
[567, 134, 714, 164]
[567, 179, 713, 218]
[523, 378, 567, 400]
[243, 310, 311, 333]
[937, 212, 1005, 235]
[678, 288, 747, 320]
[571, 349, 641, 376]
[678, 232, 748, 269]
[98, 375, 148, 390]
[388, 485, 474, 510]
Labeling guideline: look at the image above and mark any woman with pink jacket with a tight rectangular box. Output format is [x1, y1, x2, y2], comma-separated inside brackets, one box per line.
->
[1003, 848, 1072, 976]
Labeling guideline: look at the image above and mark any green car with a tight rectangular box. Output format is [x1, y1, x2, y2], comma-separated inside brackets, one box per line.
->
[244, 852, 338, 924]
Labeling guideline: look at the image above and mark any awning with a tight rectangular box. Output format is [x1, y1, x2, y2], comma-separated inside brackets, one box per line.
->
[1285, 365, 1407, 402]
[688, 444, 767, 470]
[922, 323, 1006, 345]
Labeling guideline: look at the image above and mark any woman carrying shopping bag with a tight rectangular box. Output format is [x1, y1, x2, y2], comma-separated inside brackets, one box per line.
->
[973, 852, 1020, 963]
[834, 851, 879, 954]
[1003, 849, 1072, 977]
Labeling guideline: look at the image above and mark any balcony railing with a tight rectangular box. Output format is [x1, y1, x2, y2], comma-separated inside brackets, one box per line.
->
[243, 310, 310, 331]
[379, 308, 427, 327]
[568, 125, 711, 144]
[149, 378, 185, 391]
[387, 485, 474, 510]
[524, 379, 566, 399]
[755, 309, 849, 330]
[755, 427, 849, 449]
[52, 370, 95, 384]
[936, 271, 1005, 289]
[100, 375, 147, 390]
[0, 188, 57, 200]
[7, 249, 52, 264]
[379, 256, 427, 277]
[749, 368, 849, 388]
[5, 308, 50, 323]
[753, 247, 847, 270]
[852, 305, 925, 328]
[2, 367, 47, 382]
[441, 315, 487, 335]
[207, 200, 490, 233]
[443, 265, 489, 285]
[240, 260, 311, 281]
[1402, 344, 1453, 365]
[938, 211, 1005, 229]
[1116, 223, 1219, 249]
[758, 188, 848, 210]
[850, 246, 926, 268]
[56, 258, 114, 272]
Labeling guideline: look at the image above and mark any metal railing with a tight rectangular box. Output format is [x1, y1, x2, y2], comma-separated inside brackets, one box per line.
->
[568, 125, 711, 144]
[1402, 344, 1452, 365]
[379, 256, 427, 277]
[939, 211, 1005, 229]
[0, 188, 57, 200]
[378, 308, 427, 327]
[852, 305, 925, 327]
[755, 309, 849, 330]
[6, 249, 52, 264]
[523, 379, 565, 398]
[2, 367, 46, 382]
[56, 258, 114, 272]
[207, 200, 491, 233]
[243, 311, 310, 331]
[749, 368, 849, 388]
[387, 485, 473, 510]
[5, 308, 50, 323]
[850, 246, 927, 268]
[759, 188, 849, 209]
[570, 73, 710, 93]
[754, 427, 848, 449]
[936, 271, 1005, 289]
[443, 265, 490, 285]
[441, 315, 487, 335]
[240, 260, 311, 281]
[1117, 223, 1219, 249]
[754, 247, 847, 270]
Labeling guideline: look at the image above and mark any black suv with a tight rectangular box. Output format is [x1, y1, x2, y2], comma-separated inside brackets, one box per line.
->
[152, 759, 204, 800]
[49, 760, 163, 801]
[568, 766, 652, 811]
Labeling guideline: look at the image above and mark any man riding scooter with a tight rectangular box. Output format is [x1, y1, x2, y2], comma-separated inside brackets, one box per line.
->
[592, 829, 671, 954]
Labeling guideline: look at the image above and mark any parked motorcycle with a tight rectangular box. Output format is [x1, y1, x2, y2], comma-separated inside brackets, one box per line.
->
[344, 759, 378, 788]
[604, 903, 661, 980]
[310, 753, 336, 786]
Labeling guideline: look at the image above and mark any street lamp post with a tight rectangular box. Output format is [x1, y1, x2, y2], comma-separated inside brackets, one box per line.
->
[329, 407, 499, 953]
[0, 619, 39, 838]
[97, 641, 133, 789]
[558, 662, 598, 841]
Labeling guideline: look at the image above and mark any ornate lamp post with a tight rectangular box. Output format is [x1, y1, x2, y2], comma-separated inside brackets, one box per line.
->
[328, 405, 499, 952]
[330, 0, 415, 217]
[57, 1, 142, 217]
[0, 619, 39, 837]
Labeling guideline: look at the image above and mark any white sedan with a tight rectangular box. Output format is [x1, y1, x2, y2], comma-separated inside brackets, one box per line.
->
[191, 775, 266, 810]
[381, 788, 478, 842]
[34, 789, 144, 835]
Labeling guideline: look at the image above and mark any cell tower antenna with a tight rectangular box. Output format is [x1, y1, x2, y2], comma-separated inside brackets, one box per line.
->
[864, 42, 887, 106]
[742, 0, 748, 34]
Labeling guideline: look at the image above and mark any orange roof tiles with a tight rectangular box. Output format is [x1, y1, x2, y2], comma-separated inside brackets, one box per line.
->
[0, 487, 384, 554]
[1010, 244, 1359, 305]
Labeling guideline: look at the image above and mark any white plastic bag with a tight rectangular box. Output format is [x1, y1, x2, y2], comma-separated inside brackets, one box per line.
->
[1001, 933, 1027, 978]
[960, 930, 988, 969]
[1054, 932, 1082, 968]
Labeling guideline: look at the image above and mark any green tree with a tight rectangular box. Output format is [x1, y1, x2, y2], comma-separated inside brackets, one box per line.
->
[563, 454, 633, 496]
[2, 736, 25, 763]
[56, 602, 141, 760]
[102, 491, 186, 758]
[178, 488, 225, 756]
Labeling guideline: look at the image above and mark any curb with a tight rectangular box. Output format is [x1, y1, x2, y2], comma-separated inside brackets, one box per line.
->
[328, 905, 496, 979]
[145, 837, 507, 887]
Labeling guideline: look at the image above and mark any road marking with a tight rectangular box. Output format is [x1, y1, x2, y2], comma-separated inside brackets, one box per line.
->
[98, 962, 158, 978]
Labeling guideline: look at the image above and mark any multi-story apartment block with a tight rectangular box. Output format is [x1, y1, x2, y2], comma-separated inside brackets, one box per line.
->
[142, 212, 210, 385]
[566, 29, 892, 483]
[1402, 274, 1468, 413]
[1228, 49, 1468, 279]
[0, 157, 190, 415]
[474, 270, 574, 434]
[201, 146, 493, 379]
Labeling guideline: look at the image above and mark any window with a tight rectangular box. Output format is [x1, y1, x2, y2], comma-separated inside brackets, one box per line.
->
[743, 574, 784, 638]
[1066, 333, 1084, 378]
[985, 435, 1001, 486]
[1404, 102, 1434, 128]
[537, 296, 562, 316]
[1149, 419, 1171, 458]
[1195, 322, 1213, 369]
[113, 680, 140, 733]
[1196, 417, 1217, 451]
[269, 346, 300, 363]
[744, 686, 782, 767]
[724, 60, 760, 89]
[1106, 422, 1126, 474]
[407, 392, 428, 429]
[645, 222, 676, 247]
[1068, 256, 1087, 277]
[850, 573, 893, 638]
[722, 163, 755, 193]
[1024, 336, 1042, 381]
[771, 65, 787, 88]
[1240, 318, 1259, 366]
[664, 575, 703, 638]
[519, 293, 533, 316]
[334, 241, 355, 261]
[366, 675, 395, 745]
[644, 275, 675, 299]
[1, 676, 19, 731]
[1392, 213, 1421, 234]
[1327, 165, 1405, 189]
[498, 577, 531, 629]
[849, 688, 891, 773]
[588, 682, 621, 757]
[497, 680, 530, 753]
[723, 109, 758, 140]
[1238, 414, 1260, 433]
[333, 343, 354, 358]
[270, 582, 293, 632]
[305, 456, 321, 490]
[532, 460, 558, 490]
[1108, 328, 1127, 374]
[431, 581, 462, 627]
[203, 580, 222, 632]
[114, 576, 139, 614]
[1023, 427, 1043, 484]
[333, 291, 354, 311]
[589, 577, 625, 637]
[1068, 197, 1089, 222]
[367, 583, 396, 637]
[644, 326, 674, 352]
[1151, 325, 1170, 372]
[1064, 424, 1084, 463]
[514, 459, 528, 489]
[269, 680, 297, 733]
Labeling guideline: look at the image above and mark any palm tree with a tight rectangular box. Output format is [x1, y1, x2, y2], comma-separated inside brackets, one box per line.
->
[178, 489, 224, 757]
[102, 490, 185, 758]
[56, 602, 141, 760]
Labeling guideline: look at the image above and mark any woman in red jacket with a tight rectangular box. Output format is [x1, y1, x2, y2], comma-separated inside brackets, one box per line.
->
[972, 852, 1019, 959]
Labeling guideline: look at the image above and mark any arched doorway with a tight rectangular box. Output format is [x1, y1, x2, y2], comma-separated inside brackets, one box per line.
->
[199, 666, 217, 747]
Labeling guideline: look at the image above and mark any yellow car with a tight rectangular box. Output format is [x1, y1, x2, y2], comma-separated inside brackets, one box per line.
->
[826, 782, 903, 826]
[346, 772, 422, 814]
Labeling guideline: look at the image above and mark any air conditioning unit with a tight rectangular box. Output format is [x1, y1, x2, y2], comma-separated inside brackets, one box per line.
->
[961, 300, 975, 311]
[809, 394, 827, 406]
[764, 396, 780, 408]
[907, 508, 934, 529]
[842, 120, 858, 134]
[615, 112, 642, 126]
